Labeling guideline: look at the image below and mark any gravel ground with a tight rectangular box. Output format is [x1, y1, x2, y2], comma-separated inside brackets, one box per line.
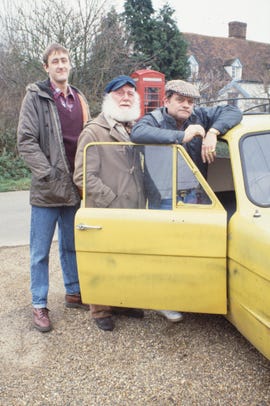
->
[0, 243, 270, 406]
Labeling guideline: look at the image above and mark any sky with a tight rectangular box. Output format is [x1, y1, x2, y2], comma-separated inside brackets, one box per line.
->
[112, 0, 270, 44]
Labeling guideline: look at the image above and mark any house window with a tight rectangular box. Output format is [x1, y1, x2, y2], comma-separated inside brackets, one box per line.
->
[188, 55, 199, 80]
[231, 59, 242, 80]
[224, 58, 242, 80]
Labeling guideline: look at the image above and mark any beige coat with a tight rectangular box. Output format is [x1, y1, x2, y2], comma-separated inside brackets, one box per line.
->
[74, 113, 146, 208]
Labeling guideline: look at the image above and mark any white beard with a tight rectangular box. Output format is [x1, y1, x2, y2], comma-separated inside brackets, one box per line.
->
[102, 92, 141, 122]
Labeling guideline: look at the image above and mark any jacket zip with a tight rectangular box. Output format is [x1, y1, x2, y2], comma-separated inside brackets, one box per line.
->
[49, 102, 70, 174]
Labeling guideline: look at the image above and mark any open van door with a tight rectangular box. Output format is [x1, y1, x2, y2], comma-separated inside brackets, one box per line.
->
[75, 143, 227, 314]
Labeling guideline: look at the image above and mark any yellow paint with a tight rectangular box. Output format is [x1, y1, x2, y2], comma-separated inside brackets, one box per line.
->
[75, 115, 270, 360]
[77, 251, 227, 313]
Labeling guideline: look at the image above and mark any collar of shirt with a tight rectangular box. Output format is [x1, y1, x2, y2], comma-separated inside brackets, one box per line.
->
[104, 113, 132, 142]
[50, 82, 75, 111]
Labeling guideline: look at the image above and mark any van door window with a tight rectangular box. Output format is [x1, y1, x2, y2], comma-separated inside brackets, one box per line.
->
[241, 132, 270, 207]
[176, 149, 212, 206]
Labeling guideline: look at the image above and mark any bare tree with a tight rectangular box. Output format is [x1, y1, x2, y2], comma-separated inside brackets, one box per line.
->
[88, 7, 144, 114]
[0, 0, 108, 155]
[0, 0, 152, 158]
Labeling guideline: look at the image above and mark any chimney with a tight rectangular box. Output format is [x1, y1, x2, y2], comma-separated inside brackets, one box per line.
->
[228, 21, 247, 39]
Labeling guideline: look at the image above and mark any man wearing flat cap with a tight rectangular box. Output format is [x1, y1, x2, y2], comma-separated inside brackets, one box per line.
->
[131, 79, 242, 177]
[74, 75, 155, 331]
[130, 79, 242, 323]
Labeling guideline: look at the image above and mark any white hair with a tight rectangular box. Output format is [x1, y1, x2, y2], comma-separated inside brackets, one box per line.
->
[102, 92, 141, 122]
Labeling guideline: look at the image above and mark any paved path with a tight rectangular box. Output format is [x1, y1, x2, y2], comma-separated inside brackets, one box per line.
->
[0, 191, 57, 247]
[0, 191, 31, 246]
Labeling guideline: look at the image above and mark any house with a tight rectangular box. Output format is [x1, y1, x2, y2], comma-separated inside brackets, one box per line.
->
[183, 22, 270, 111]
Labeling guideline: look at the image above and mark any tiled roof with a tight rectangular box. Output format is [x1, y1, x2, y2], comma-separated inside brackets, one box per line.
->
[183, 32, 270, 82]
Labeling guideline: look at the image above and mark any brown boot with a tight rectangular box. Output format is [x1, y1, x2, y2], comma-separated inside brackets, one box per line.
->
[65, 293, 89, 310]
[33, 308, 52, 332]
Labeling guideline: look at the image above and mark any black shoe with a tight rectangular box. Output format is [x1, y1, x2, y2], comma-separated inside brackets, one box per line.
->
[112, 308, 144, 318]
[94, 317, 115, 331]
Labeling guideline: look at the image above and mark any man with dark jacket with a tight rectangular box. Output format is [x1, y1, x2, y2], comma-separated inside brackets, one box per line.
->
[130, 79, 242, 322]
[131, 80, 243, 178]
[17, 43, 90, 332]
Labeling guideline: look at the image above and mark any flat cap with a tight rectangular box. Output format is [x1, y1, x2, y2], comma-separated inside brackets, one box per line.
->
[104, 75, 136, 93]
[165, 80, 200, 98]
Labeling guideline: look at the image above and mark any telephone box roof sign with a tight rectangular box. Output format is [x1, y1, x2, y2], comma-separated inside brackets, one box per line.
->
[131, 69, 165, 117]
[131, 69, 165, 79]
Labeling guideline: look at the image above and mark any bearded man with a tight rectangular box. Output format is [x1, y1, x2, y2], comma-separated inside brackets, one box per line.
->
[73, 75, 147, 331]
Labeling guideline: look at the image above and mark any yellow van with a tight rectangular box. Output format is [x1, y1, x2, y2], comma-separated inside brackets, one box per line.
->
[75, 113, 270, 361]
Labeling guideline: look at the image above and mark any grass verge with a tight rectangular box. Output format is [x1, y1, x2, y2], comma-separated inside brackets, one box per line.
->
[0, 177, 30, 193]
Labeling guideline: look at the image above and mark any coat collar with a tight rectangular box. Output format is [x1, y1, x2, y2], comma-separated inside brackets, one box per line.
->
[96, 112, 132, 142]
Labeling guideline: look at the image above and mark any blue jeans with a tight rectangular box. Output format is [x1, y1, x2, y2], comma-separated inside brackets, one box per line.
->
[149, 190, 207, 210]
[149, 198, 172, 210]
[30, 204, 80, 308]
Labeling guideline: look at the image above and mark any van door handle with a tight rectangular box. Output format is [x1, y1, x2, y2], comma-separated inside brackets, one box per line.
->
[76, 223, 102, 230]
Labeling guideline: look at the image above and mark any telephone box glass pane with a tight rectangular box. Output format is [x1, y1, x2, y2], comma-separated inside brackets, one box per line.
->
[144, 87, 161, 114]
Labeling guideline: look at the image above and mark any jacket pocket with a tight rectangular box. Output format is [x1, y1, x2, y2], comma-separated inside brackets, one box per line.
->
[32, 173, 73, 204]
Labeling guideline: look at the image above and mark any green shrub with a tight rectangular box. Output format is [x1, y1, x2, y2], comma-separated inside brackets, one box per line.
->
[0, 153, 30, 179]
[0, 153, 31, 191]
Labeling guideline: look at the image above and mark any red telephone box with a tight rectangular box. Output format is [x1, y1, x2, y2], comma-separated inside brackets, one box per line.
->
[131, 69, 165, 118]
